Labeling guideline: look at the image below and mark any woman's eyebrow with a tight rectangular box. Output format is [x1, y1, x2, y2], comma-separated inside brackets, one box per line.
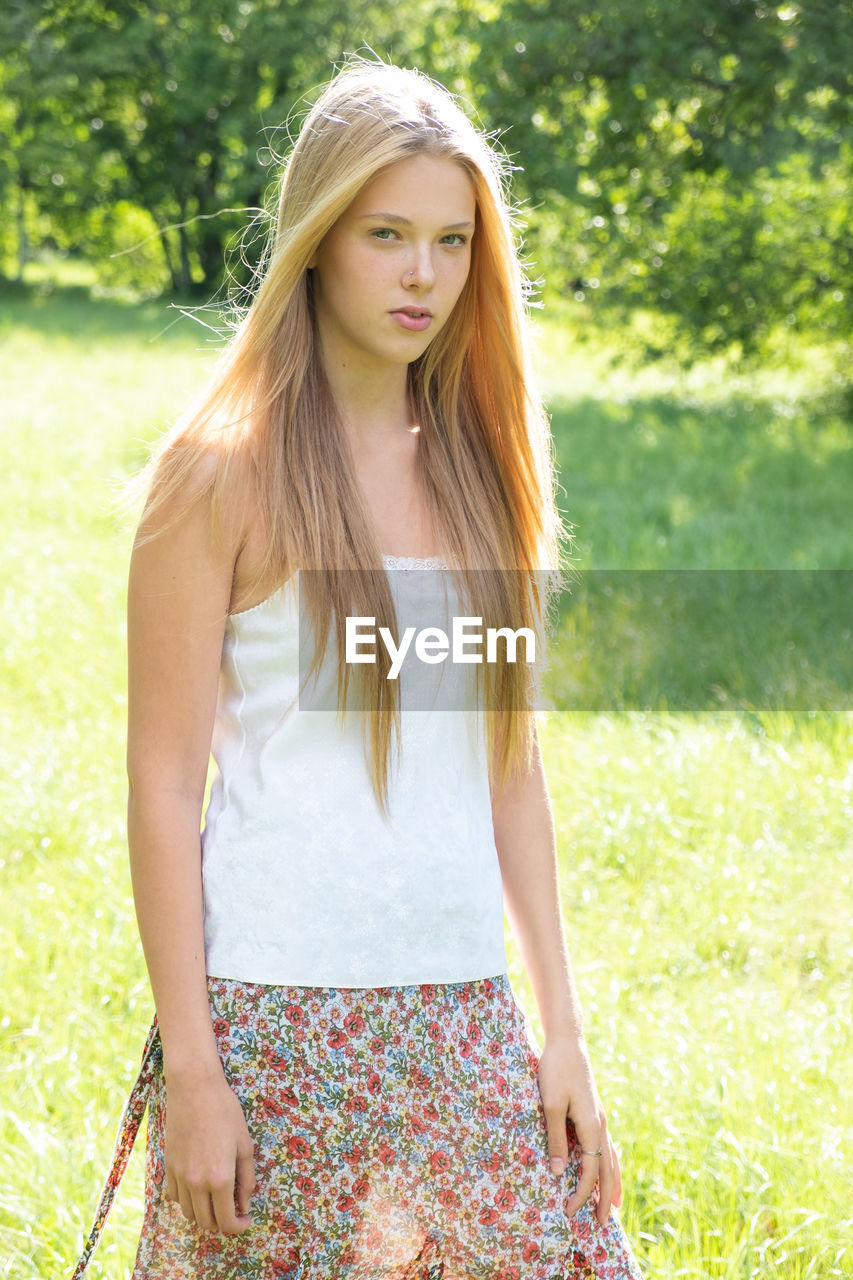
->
[358, 212, 475, 230]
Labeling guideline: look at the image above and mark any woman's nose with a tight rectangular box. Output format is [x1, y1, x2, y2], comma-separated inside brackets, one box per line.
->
[403, 244, 436, 290]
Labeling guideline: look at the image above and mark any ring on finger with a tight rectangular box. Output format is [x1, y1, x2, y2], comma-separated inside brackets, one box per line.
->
[581, 1147, 602, 1156]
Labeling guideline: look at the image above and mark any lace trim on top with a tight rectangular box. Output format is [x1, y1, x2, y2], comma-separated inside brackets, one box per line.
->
[382, 554, 448, 571]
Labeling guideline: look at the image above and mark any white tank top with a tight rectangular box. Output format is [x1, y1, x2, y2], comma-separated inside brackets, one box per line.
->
[201, 556, 508, 987]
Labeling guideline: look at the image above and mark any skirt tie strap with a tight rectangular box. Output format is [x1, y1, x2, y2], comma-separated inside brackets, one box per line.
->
[71, 1019, 160, 1279]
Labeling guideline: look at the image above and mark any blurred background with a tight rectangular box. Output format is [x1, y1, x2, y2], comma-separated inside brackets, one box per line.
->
[1, 0, 851, 365]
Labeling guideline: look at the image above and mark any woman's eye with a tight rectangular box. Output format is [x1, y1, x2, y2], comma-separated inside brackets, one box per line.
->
[371, 228, 397, 241]
[441, 233, 468, 247]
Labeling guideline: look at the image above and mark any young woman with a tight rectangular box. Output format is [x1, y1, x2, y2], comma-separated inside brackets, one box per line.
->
[86, 59, 644, 1280]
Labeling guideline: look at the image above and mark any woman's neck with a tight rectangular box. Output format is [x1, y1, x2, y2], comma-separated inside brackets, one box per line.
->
[320, 350, 414, 449]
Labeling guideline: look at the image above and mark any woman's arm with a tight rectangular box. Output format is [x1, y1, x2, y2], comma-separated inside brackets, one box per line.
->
[491, 722, 622, 1226]
[127, 479, 256, 1235]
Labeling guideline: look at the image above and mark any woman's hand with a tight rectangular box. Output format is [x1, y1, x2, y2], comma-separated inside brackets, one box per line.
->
[164, 1068, 257, 1235]
[537, 1032, 623, 1227]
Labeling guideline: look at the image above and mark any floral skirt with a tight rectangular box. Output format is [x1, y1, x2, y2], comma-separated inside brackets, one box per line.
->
[132, 974, 643, 1279]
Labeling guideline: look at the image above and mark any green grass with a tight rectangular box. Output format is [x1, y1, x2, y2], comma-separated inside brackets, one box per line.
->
[1, 286, 851, 1278]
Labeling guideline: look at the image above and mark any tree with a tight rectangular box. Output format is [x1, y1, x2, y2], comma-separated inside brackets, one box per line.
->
[1, 0, 456, 293]
[461, 0, 853, 349]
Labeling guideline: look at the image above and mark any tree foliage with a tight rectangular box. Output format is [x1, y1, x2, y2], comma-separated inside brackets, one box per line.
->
[1, 0, 443, 292]
[1, 0, 851, 353]
[461, 0, 853, 349]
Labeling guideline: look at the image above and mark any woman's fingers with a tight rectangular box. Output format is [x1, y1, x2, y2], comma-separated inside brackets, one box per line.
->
[164, 1168, 179, 1205]
[563, 1150, 601, 1220]
[211, 1179, 251, 1235]
[235, 1144, 257, 1219]
[596, 1143, 616, 1224]
[544, 1102, 571, 1175]
[564, 1114, 609, 1220]
[564, 1128, 622, 1226]
[536, 1037, 623, 1227]
[176, 1183, 195, 1224]
[171, 1171, 252, 1235]
[547, 1100, 607, 1217]
[610, 1134, 623, 1209]
[163, 1076, 256, 1234]
[190, 1185, 218, 1233]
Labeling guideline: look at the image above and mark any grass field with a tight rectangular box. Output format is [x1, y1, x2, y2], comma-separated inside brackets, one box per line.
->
[0, 282, 851, 1279]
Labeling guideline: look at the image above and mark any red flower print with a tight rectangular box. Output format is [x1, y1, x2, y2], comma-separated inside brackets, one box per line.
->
[129, 975, 643, 1280]
[272, 1260, 298, 1280]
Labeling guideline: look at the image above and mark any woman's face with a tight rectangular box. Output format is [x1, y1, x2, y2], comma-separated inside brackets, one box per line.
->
[310, 153, 476, 376]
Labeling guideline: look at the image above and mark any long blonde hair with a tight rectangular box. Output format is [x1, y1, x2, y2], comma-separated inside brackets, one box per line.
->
[140, 59, 563, 809]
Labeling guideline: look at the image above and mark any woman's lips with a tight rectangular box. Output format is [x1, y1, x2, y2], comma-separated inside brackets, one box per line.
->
[390, 309, 432, 332]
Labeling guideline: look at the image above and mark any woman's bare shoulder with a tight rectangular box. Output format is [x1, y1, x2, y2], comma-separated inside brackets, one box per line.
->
[136, 428, 284, 613]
